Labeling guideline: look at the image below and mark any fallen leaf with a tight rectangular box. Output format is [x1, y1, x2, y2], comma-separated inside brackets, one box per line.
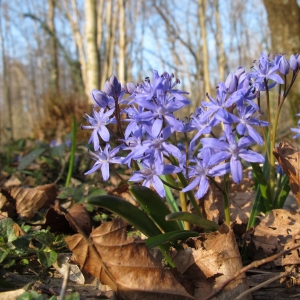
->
[273, 141, 300, 206]
[248, 209, 300, 266]
[201, 171, 254, 224]
[53, 254, 85, 284]
[0, 184, 57, 220]
[65, 218, 194, 300]
[66, 204, 92, 236]
[42, 206, 75, 234]
[172, 224, 250, 299]
[0, 288, 26, 300]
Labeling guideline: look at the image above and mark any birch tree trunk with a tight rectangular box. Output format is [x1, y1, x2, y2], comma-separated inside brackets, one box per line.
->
[214, 0, 225, 82]
[48, 0, 59, 95]
[118, 0, 126, 84]
[198, 0, 210, 95]
[0, 12, 13, 142]
[85, 0, 99, 98]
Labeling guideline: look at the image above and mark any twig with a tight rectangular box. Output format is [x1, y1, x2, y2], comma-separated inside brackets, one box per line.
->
[60, 263, 70, 299]
[204, 243, 300, 300]
[233, 265, 295, 300]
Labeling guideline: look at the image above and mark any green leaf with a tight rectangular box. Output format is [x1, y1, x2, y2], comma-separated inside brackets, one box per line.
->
[251, 162, 272, 213]
[166, 212, 219, 231]
[160, 175, 184, 229]
[49, 143, 65, 157]
[58, 184, 106, 203]
[12, 237, 30, 252]
[17, 291, 44, 300]
[18, 147, 48, 170]
[0, 249, 10, 263]
[274, 174, 291, 209]
[146, 230, 199, 248]
[65, 293, 80, 300]
[87, 195, 162, 237]
[38, 247, 57, 267]
[33, 230, 55, 247]
[247, 185, 262, 229]
[87, 194, 175, 267]
[129, 185, 182, 233]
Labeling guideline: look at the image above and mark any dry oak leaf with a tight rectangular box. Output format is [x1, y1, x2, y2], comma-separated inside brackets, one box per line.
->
[65, 218, 194, 300]
[249, 209, 300, 266]
[202, 172, 254, 224]
[0, 184, 57, 220]
[273, 141, 300, 206]
[172, 224, 250, 300]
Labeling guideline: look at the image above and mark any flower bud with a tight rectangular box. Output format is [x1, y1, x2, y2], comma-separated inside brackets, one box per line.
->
[91, 89, 109, 108]
[122, 82, 136, 95]
[105, 75, 121, 97]
[278, 55, 289, 75]
[235, 67, 245, 80]
[290, 54, 299, 71]
[225, 72, 237, 94]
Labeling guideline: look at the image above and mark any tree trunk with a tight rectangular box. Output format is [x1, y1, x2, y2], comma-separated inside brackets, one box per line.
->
[85, 0, 99, 98]
[118, 0, 126, 84]
[214, 0, 225, 82]
[198, 0, 210, 96]
[48, 0, 59, 95]
[263, 0, 300, 121]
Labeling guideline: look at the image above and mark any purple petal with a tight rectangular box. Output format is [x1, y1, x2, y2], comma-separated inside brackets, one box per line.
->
[181, 177, 201, 193]
[152, 175, 165, 197]
[84, 163, 101, 175]
[195, 176, 209, 199]
[230, 158, 243, 183]
[98, 125, 110, 142]
[208, 162, 230, 177]
[201, 138, 229, 151]
[239, 149, 265, 163]
[101, 162, 110, 181]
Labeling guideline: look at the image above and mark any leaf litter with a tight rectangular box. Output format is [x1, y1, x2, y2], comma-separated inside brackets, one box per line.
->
[1, 142, 300, 298]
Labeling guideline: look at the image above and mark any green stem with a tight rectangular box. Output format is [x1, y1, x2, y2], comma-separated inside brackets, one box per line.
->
[176, 171, 203, 217]
[65, 114, 76, 187]
[179, 191, 190, 230]
[264, 78, 275, 202]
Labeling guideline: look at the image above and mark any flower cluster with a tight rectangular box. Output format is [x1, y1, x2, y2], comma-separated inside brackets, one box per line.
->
[83, 53, 300, 199]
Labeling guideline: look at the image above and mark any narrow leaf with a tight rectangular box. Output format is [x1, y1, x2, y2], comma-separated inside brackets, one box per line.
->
[129, 185, 182, 232]
[18, 147, 48, 170]
[274, 174, 291, 209]
[166, 212, 219, 231]
[251, 162, 272, 212]
[87, 195, 162, 237]
[146, 230, 199, 248]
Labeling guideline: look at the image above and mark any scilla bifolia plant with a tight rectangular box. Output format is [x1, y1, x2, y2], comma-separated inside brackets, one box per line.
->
[84, 53, 300, 258]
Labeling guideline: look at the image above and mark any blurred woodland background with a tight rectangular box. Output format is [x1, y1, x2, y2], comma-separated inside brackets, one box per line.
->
[0, 0, 300, 145]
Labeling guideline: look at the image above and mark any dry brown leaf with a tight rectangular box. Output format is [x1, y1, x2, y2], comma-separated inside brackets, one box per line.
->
[273, 141, 300, 206]
[202, 172, 254, 224]
[172, 224, 250, 300]
[65, 218, 194, 300]
[249, 209, 300, 266]
[0, 288, 26, 300]
[66, 204, 92, 235]
[0, 184, 57, 220]
[53, 254, 85, 284]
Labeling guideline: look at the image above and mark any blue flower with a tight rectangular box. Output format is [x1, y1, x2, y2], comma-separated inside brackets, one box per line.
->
[235, 105, 268, 145]
[181, 148, 230, 199]
[129, 160, 182, 198]
[201, 125, 264, 183]
[250, 52, 284, 90]
[81, 108, 115, 150]
[84, 144, 123, 181]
